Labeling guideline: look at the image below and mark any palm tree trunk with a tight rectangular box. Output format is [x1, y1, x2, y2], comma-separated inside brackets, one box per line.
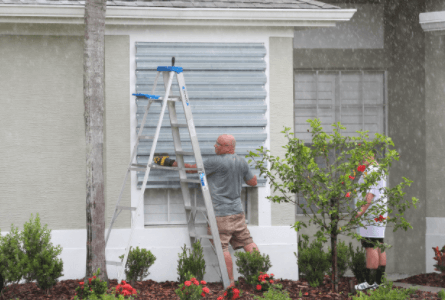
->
[84, 0, 108, 284]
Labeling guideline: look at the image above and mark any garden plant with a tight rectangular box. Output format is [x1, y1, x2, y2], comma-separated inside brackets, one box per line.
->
[234, 248, 272, 288]
[217, 282, 243, 300]
[177, 239, 206, 283]
[174, 271, 211, 300]
[247, 119, 419, 292]
[118, 246, 156, 287]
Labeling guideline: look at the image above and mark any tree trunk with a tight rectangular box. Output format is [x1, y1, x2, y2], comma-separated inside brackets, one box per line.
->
[330, 198, 339, 293]
[84, 0, 108, 284]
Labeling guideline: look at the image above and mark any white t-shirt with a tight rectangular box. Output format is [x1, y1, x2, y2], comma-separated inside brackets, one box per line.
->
[354, 163, 387, 238]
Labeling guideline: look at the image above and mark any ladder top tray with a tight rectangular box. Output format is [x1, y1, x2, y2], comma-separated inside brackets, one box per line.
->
[132, 93, 160, 99]
[157, 66, 183, 73]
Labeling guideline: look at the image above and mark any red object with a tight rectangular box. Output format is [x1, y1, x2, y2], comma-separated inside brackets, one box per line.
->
[349, 175, 355, 180]
[346, 192, 351, 198]
[357, 165, 366, 172]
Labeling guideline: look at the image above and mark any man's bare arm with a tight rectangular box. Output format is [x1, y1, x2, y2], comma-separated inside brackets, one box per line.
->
[246, 175, 257, 187]
[172, 161, 198, 174]
[355, 193, 374, 218]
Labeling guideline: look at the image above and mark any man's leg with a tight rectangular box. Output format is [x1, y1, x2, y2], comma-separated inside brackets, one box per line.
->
[224, 251, 235, 286]
[243, 242, 260, 254]
[366, 247, 379, 284]
[376, 246, 387, 285]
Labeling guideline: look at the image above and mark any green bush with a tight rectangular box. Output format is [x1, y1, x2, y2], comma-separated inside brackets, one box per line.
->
[20, 213, 64, 292]
[438, 289, 445, 299]
[234, 248, 272, 288]
[253, 284, 291, 300]
[326, 240, 351, 279]
[177, 239, 206, 283]
[118, 246, 156, 286]
[0, 224, 27, 287]
[295, 234, 331, 287]
[348, 242, 372, 284]
[351, 273, 416, 299]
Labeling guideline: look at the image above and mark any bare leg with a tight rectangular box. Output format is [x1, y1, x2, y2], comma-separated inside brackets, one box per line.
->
[243, 242, 260, 254]
[378, 247, 387, 266]
[224, 251, 235, 286]
[366, 248, 379, 269]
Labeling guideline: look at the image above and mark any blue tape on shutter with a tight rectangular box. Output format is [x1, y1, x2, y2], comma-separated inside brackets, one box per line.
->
[135, 42, 267, 189]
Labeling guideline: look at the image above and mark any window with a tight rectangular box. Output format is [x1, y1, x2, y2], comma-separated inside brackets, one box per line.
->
[135, 42, 267, 225]
[294, 71, 387, 214]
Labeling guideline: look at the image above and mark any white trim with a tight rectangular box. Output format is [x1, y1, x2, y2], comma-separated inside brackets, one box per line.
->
[0, 5, 356, 26]
[420, 11, 445, 35]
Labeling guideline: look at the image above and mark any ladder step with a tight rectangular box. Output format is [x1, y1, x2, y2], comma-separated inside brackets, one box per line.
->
[159, 96, 181, 102]
[176, 151, 195, 156]
[129, 164, 146, 171]
[150, 164, 202, 172]
[171, 123, 188, 128]
[180, 179, 201, 184]
[138, 135, 154, 140]
[106, 261, 122, 266]
[185, 205, 207, 212]
[117, 205, 137, 211]
[190, 232, 213, 240]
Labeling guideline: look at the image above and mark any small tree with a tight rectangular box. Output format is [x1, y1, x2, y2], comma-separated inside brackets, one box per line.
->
[247, 119, 419, 293]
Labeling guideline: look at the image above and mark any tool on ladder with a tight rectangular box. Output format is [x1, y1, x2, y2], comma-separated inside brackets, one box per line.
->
[104, 57, 231, 289]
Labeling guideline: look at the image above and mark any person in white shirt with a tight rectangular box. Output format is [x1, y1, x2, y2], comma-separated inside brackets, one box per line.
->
[353, 149, 387, 286]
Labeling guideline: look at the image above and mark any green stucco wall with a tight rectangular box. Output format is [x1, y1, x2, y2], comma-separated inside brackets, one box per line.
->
[0, 35, 130, 230]
[269, 37, 296, 227]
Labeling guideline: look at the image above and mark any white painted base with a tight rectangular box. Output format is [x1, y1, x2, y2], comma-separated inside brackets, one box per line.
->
[426, 217, 445, 274]
[1, 226, 298, 283]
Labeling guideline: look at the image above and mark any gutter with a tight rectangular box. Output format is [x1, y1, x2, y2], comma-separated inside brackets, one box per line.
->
[0, 5, 356, 26]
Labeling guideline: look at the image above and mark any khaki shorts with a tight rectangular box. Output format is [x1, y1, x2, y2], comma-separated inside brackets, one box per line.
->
[206, 212, 254, 253]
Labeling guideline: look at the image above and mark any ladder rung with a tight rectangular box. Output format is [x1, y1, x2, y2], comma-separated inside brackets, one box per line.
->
[106, 261, 122, 266]
[176, 151, 195, 156]
[180, 179, 201, 184]
[185, 205, 207, 212]
[117, 205, 137, 211]
[138, 135, 154, 140]
[171, 123, 188, 128]
[150, 164, 202, 171]
[159, 96, 181, 101]
[129, 164, 146, 171]
[190, 232, 213, 240]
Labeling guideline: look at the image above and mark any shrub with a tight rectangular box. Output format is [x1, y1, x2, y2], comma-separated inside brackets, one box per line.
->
[351, 273, 416, 299]
[326, 240, 351, 279]
[218, 282, 243, 300]
[174, 272, 211, 300]
[295, 234, 331, 287]
[0, 224, 27, 288]
[74, 268, 110, 300]
[253, 284, 291, 300]
[438, 289, 445, 300]
[348, 242, 371, 284]
[177, 240, 206, 283]
[20, 213, 64, 293]
[118, 246, 156, 286]
[234, 248, 272, 288]
[254, 272, 277, 292]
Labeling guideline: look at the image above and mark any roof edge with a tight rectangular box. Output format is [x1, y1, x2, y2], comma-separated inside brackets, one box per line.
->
[0, 5, 357, 26]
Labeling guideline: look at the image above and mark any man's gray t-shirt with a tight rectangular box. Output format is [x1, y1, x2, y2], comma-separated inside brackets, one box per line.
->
[203, 154, 255, 217]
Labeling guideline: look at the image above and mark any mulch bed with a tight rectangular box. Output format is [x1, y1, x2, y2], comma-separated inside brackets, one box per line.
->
[1, 273, 444, 300]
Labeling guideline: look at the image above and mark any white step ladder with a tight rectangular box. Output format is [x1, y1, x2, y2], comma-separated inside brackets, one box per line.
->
[105, 58, 231, 289]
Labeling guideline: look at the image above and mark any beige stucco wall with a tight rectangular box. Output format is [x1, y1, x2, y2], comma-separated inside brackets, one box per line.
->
[269, 37, 296, 227]
[0, 35, 130, 231]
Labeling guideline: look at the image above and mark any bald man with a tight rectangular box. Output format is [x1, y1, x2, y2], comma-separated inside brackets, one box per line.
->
[157, 134, 259, 286]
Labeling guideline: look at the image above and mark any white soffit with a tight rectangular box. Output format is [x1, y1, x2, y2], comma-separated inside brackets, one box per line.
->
[0, 5, 356, 27]
[420, 11, 445, 35]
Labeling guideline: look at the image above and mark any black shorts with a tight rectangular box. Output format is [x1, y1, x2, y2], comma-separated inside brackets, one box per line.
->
[361, 237, 384, 249]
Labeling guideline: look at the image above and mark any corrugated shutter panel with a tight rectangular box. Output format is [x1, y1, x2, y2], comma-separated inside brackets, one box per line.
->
[135, 43, 267, 189]
[294, 71, 386, 214]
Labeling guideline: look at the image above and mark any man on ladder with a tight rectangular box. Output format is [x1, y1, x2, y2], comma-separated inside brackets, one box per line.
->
[155, 134, 259, 286]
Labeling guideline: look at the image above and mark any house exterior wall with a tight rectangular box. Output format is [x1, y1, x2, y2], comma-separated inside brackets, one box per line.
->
[424, 0, 445, 274]
[0, 34, 130, 231]
[269, 37, 296, 228]
[291, 0, 436, 277]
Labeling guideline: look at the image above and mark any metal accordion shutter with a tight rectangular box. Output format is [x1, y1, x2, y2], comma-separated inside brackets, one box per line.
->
[294, 71, 386, 214]
[135, 42, 267, 189]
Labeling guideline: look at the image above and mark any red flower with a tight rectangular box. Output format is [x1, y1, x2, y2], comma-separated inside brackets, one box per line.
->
[349, 175, 355, 180]
[184, 281, 191, 286]
[217, 297, 223, 300]
[346, 192, 351, 198]
[203, 287, 210, 293]
[79, 282, 84, 286]
[191, 277, 196, 281]
[256, 284, 262, 290]
[224, 291, 228, 296]
[341, 182, 344, 184]
[193, 280, 199, 286]
[305, 292, 309, 295]
[122, 280, 127, 285]
[93, 276, 96, 279]
[270, 273, 274, 277]
[201, 280, 207, 285]
[269, 280, 274, 283]
[88, 278, 92, 284]
[357, 165, 366, 172]
[358, 143, 361, 146]
[201, 292, 205, 297]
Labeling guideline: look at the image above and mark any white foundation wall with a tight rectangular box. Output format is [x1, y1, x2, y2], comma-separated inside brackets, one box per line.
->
[1, 226, 298, 282]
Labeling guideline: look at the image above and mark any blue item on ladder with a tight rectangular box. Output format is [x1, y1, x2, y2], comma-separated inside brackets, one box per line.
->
[157, 66, 183, 73]
[132, 93, 160, 99]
